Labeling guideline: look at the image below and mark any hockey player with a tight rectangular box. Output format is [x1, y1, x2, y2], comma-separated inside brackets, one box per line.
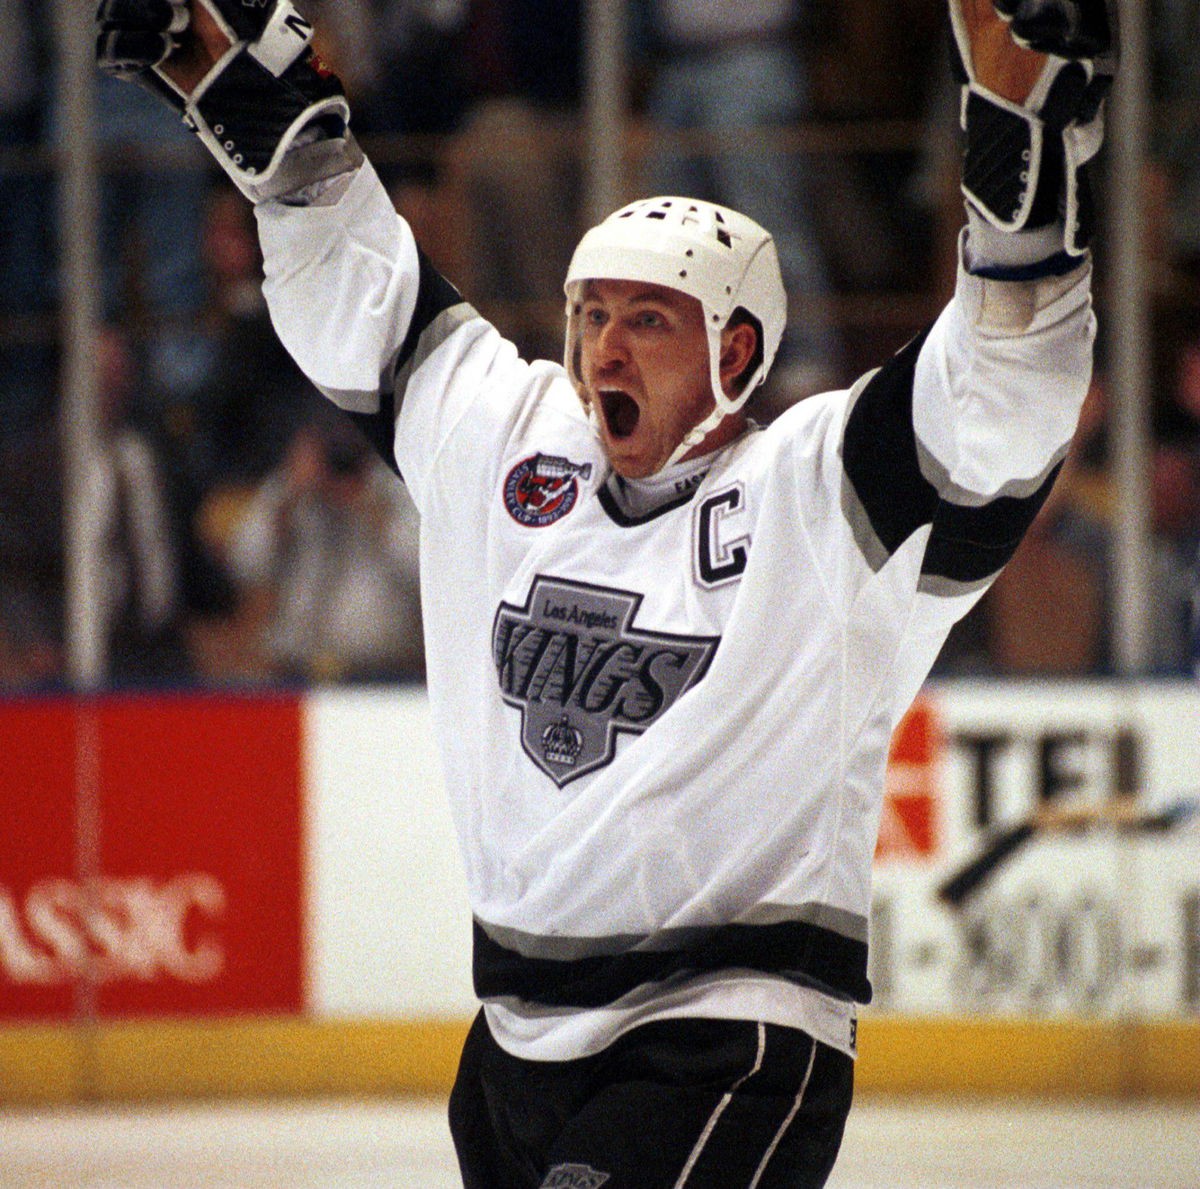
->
[96, 1, 1117, 1185]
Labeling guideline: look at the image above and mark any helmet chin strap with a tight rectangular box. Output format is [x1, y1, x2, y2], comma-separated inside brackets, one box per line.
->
[662, 324, 756, 470]
[664, 401, 727, 469]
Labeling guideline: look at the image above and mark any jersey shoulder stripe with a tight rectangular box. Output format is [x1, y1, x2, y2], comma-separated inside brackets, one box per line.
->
[842, 325, 1063, 592]
[841, 327, 939, 563]
[347, 246, 464, 476]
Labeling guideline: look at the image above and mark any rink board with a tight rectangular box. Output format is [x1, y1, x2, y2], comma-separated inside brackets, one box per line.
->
[1, 682, 1197, 1102]
[3, 1016, 1197, 1103]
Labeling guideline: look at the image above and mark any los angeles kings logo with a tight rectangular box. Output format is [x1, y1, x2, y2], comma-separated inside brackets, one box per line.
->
[492, 577, 718, 786]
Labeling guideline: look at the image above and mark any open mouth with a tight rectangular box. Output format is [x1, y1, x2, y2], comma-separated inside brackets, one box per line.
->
[599, 388, 641, 440]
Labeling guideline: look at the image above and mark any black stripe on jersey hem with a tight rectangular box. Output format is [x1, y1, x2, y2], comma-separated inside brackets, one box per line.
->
[472, 918, 872, 1008]
[598, 479, 700, 526]
[922, 461, 1062, 584]
[841, 327, 939, 559]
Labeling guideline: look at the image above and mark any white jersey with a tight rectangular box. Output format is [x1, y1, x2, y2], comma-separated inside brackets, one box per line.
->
[256, 160, 1095, 1061]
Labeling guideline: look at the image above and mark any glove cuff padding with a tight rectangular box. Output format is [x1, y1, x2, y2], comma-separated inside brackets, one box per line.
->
[950, 0, 1117, 257]
[185, 45, 350, 198]
[993, 0, 1115, 58]
[959, 68, 1105, 255]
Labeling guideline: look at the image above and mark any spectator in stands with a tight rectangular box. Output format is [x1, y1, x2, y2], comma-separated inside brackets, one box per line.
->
[0, 422, 63, 691]
[133, 186, 328, 680]
[0, 324, 192, 690]
[87, 74, 212, 332]
[302, 3, 472, 286]
[308, 0, 469, 177]
[975, 376, 1109, 676]
[981, 367, 1200, 677]
[84, 325, 190, 684]
[635, 0, 840, 406]
[0, 0, 54, 439]
[168, 186, 327, 491]
[1145, 441, 1200, 673]
[1152, 0, 1200, 280]
[222, 416, 424, 685]
[447, 0, 585, 359]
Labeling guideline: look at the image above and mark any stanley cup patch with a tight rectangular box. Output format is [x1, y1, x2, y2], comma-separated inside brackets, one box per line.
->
[503, 453, 594, 527]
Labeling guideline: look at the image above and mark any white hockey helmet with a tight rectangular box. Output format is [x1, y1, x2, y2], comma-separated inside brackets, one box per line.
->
[563, 197, 787, 466]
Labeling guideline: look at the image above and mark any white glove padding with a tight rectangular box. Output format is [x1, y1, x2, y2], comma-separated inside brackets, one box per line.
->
[949, 0, 1118, 255]
[97, 0, 360, 203]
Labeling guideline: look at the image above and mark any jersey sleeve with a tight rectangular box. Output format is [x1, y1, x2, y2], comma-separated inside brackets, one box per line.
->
[253, 158, 547, 511]
[824, 243, 1095, 720]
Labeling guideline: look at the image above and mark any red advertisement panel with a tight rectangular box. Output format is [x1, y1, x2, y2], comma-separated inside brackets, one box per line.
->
[0, 701, 78, 1021]
[876, 696, 942, 862]
[0, 693, 305, 1023]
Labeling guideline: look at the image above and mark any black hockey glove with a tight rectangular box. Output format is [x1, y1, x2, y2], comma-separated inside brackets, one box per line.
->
[97, 0, 191, 85]
[949, 0, 1119, 255]
[993, 0, 1114, 58]
[97, 0, 359, 203]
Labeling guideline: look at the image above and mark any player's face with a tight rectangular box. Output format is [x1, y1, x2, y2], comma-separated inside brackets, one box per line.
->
[578, 279, 723, 479]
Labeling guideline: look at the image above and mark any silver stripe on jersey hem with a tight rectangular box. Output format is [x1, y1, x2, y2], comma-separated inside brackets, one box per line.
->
[476, 901, 868, 962]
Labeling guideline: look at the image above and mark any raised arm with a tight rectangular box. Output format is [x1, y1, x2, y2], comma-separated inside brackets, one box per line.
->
[96, 0, 512, 504]
[829, 1, 1117, 715]
[96, 0, 362, 201]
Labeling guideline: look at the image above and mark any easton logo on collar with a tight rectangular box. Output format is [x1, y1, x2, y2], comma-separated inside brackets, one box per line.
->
[504, 453, 593, 527]
[493, 576, 719, 786]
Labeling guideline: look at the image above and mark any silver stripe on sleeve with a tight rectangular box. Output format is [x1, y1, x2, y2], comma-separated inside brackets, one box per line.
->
[391, 301, 480, 393]
[915, 433, 1070, 507]
[315, 301, 481, 416]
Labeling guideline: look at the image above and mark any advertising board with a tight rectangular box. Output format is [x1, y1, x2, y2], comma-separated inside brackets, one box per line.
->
[871, 683, 1200, 1018]
[0, 694, 304, 1023]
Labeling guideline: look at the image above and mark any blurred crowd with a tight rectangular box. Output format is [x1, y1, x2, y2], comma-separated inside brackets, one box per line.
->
[0, 0, 1197, 691]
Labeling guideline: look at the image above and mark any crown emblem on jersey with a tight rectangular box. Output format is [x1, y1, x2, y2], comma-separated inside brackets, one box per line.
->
[541, 715, 584, 767]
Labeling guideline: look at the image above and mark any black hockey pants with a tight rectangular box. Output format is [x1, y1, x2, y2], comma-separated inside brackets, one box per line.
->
[449, 1010, 853, 1188]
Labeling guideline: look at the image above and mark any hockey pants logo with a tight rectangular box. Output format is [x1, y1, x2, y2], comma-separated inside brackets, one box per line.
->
[540, 1163, 611, 1188]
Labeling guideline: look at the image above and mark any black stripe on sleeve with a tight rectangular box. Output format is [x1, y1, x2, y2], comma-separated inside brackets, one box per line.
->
[923, 463, 1062, 584]
[843, 325, 1065, 588]
[842, 328, 939, 557]
[347, 399, 400, 476]
[472, 918, 872, 1008]
[395, 245, 465, 375]
[346, 246, 463, 477]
